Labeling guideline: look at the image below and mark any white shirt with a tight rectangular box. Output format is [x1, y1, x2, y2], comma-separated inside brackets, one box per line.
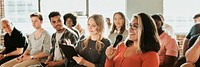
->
[54, 31, 65, 61]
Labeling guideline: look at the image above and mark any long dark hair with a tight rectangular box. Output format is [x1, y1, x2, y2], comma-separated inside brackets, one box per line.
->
[137, 13, 160, 53]
[110, 12, 126, 34]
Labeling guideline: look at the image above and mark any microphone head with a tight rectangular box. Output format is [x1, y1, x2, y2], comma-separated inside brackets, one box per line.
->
[116, 35, 123, 40]
[113, 35, 123, 48]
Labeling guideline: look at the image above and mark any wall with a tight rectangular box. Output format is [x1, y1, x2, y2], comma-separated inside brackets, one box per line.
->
[0, 0, 4, 46]
[126, 0, 163, 20]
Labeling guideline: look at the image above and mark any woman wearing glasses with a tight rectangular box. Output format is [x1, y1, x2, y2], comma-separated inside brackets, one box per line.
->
[105, 13, 160, 67]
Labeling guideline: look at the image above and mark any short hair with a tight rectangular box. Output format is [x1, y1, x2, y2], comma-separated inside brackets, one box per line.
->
[136, 13, 160, 53]
[63, 13, 77, 27]
[48, 11, 61, 21]
[30, 12, 43, 21]
[0, 18, 9, 23]
[0, 18, 12, 27]
[193, 13, 200, 19]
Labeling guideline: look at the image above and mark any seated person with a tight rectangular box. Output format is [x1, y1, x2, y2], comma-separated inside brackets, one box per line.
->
[182, 13, 200, 55]
[105, 13, 160, 67]
[63, 13, 80, 38]
[152, 14, 179, 67]
[0, 18, 27, 65]
[182, 36, 200, 67]
[108, 12, 128, 45]
[0, 12, 51, 67]
[44, 11, 78, 67]
[65, 14, 110, 67]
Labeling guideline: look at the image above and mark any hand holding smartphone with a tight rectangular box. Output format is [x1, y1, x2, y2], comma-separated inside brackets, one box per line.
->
[41, 63, 46, 67]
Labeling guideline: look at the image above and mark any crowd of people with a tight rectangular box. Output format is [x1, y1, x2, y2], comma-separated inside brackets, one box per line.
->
[0, 11, 200, 67]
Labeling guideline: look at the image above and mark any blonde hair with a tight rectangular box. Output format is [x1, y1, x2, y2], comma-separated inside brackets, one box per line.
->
[83, 14, 105, 53]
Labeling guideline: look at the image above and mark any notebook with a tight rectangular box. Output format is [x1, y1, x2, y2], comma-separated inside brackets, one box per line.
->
[59, 44, 78, 60]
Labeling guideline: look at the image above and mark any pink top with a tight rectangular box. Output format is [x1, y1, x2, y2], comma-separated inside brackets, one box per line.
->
[158, 32, 179, 65]
[105, 43, 159, 67]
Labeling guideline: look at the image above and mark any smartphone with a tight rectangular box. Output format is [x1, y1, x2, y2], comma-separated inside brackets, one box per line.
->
[41, 63, 46, 67]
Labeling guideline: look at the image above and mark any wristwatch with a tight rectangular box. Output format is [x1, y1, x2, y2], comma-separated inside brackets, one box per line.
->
[30, 55, 34, 59]
[3, 54, 7, 57]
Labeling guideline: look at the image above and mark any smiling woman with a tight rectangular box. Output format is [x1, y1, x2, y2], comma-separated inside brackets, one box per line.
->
[105, 13, 160, 67]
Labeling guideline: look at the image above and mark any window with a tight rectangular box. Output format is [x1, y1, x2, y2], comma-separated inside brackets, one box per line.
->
[41, 0, 126, 36]
[164, 0, 200, 35]
[4, 0, 38, 34]
[4, 0, 126, 36]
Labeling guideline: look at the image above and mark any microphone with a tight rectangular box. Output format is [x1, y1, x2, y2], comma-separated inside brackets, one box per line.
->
[113, 35, 123, 48]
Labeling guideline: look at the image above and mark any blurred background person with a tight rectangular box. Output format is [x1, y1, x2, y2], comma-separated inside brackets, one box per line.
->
[183, 13, 200, 55]
[108, 12, 128, 45]
[63, 13, 79, 38]
[152, 14, 179, 67]
[158, 14, 176, 39]
[181, 36, 200, 67]
[106, 17, 111, 30]
[75, 23, 85, 40]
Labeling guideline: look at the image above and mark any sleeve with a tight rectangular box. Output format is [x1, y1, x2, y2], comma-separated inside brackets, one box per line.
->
[16, 33, 26, 48]
[95, 39, 111, 67]
[165, 38, 179, 57]
[26, 37, 32, 51]
[66, 41, 84, 67]
[105, 42, 123, 67]
[186, 25, 195, 39]
[42, 33, 51, 56]
[3, 35, 7, 47]
[142, 52, 159, 67]
[105, 58, 114, 67]
[50, 34, 55, 56]
[75, 40, 84, 54]
[69, 33, 78, 46]
[1, 35, 7, 54]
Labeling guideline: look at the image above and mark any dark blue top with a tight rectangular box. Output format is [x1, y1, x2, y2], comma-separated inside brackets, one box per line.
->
[186, 23, 200, 39]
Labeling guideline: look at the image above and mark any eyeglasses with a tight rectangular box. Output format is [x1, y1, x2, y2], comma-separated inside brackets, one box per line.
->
[129, 23, 138, 30]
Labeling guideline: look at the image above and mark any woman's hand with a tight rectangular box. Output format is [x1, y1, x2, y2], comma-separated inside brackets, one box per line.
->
[73, 55, 85, 65]
[105, 45, 117, 60]
[64, 39, 75, 47]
